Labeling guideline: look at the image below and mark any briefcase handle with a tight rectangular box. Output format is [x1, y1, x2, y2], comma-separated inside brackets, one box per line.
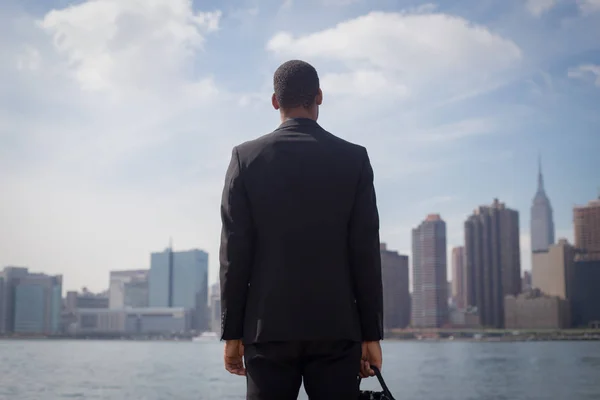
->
[358, 365, 396, 399]
[372, 366, 394, 399]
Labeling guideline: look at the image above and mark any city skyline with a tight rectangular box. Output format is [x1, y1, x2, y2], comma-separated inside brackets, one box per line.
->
[2, 192, 598, 334]
[1, 0, 599, 292]
[0, 170, 594, 294]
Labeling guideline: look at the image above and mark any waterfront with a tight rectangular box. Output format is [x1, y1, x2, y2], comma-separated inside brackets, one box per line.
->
[1, 341, 599, 399]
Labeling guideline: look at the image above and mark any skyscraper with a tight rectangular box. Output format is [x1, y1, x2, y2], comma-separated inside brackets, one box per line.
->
[411, 214, 448, 328]
[530, 157, 555, 252]
[451, 246, 467, 310]
[574, 197, 600, 260]
[380, 243, 410, 330]
[464, 199, 521, 328]
[13, 273, 62, 335]
[0, 267, 29, 333]
[149, 249, 172, 307]
[570, 259, 600, 328]
[149, 245, 209, 330]
[571, 196, 600, 327]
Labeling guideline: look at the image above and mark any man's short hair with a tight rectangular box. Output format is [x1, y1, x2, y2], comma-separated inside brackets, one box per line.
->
[273, 60, 320, 109]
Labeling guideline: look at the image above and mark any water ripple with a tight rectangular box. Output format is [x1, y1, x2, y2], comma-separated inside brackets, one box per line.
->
[0, 340, 599, 399]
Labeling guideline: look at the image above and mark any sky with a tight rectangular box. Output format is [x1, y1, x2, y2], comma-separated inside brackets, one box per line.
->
[0, 0, 599, 292]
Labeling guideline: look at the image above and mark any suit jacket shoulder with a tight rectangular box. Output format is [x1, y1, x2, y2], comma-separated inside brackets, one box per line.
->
[322, 129, 367, 157]
[232, 130, 277, 165]
[234, 124, 368, 167]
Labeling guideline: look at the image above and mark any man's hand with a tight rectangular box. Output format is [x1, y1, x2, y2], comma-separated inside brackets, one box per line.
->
[224, 339, 246, 376]
[360, 341, 382, 378]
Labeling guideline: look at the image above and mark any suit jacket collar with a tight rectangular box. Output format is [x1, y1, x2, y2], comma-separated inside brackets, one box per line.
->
[276, 117, 321, 131]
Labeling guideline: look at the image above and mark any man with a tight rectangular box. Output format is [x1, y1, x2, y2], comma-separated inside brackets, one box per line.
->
[219, 59, 383, 399]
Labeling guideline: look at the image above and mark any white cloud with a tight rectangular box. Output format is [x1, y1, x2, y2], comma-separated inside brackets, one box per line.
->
[264, 10, 518, 182]
[38, 0, 221, 94]
[16, 45, 41, 71]
[266, 11, 521, 101]
[567, 63, 600, 87]
[579, 0, 600, 14]
[321, 70, 409, 98]
[526, 0, 556, 17]
[22, 0, 226, 167]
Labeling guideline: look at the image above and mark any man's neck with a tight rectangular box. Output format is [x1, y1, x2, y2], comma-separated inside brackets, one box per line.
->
[280, 109, 316, 123]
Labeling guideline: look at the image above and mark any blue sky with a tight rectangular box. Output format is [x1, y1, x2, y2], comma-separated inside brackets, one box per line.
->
[0, 0, 599, 292]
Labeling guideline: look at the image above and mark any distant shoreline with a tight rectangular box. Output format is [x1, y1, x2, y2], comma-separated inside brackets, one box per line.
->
[1, 330, 599, 343]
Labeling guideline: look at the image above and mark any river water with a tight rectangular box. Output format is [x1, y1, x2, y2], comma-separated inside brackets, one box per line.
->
[0, 340, 599, 399]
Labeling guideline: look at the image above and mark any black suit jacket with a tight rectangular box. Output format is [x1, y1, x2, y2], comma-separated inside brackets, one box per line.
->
[219, 118, 383, 344]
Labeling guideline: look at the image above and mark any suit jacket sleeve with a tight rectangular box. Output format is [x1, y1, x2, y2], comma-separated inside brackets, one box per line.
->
[348, 148, 384, 341]
[219, 146, 254, 341]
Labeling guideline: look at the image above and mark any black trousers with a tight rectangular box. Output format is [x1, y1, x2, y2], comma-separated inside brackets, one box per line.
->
[244, 340, 361, 400]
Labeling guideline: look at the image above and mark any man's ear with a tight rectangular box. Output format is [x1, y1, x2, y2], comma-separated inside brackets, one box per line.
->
[315, 88, 323, 106]
[272, 93, 280, 110]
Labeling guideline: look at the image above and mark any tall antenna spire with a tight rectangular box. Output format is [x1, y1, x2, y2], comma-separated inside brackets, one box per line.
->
[537, 152, 544, 191]
[169, 236, 173, 251]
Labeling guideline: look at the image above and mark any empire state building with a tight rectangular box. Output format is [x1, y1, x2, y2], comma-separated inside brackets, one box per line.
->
[530, 158, 555, 252]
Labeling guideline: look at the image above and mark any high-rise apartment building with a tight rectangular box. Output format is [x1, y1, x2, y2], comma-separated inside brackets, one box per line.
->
[570, 259, 600, 328]
[13, 273, 62, 335]
[531, 239, 575, 300]
[109, 270, 149, 309]
[464, 199, 521, 328]
[0, 267, 29, 333]
[571, 196, 600, 327]
[380, 243, 410, 330]
[530, 158, 555, 252]
[411, 214, 448, 328]
[451, 246, 467, 310]
[149, 246, 209, 331]
[574, 197, 600, 260]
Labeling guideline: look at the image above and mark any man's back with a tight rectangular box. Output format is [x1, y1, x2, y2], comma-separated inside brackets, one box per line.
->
[219, 59, 383, 400]
[233, 118, 377, 344]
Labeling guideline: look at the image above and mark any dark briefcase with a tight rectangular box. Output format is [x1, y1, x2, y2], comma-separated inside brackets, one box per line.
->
[358, 366, 396, 400]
